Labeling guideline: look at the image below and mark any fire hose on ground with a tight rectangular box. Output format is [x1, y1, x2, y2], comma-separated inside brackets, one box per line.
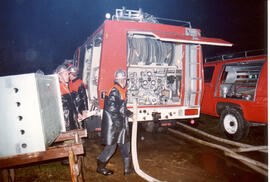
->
[168, 122, 268, 176]
[131, 99, 163, 182]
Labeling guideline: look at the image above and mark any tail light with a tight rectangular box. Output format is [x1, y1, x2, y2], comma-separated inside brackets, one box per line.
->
[185, 109, 198, 115]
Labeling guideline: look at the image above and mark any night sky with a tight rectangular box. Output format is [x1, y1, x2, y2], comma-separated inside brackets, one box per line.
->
[0, 0, 267, 76]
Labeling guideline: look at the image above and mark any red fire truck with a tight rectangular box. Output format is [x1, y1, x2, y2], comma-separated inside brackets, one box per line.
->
[73, 8, 232, 132]
[201, 50, 267, 140]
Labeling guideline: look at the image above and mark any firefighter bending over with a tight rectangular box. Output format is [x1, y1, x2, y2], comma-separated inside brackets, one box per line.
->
[56, 65, 78, 131]
[68, 66, 89, 129]
[96, 69, 134, 176]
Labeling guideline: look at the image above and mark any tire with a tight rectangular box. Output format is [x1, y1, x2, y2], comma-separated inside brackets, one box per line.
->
[220, 108, 249, 140]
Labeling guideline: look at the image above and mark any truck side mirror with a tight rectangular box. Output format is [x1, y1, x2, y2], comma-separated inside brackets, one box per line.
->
[101, 91, 106, 100]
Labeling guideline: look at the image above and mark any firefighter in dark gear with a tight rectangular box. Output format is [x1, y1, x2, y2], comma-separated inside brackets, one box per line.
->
[56, 65, 79, 131]
[68, 66, 89, 128]
[96, 69, 134, 176]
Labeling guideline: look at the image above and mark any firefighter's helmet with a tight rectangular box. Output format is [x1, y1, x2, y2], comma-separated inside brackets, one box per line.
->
[114, 69, 127, 80]
[68, 65, 78, 75]
[63, 59, 74, 68]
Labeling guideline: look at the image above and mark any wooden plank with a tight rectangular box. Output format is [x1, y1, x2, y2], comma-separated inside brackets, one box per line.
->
[69, 150, 77, 182]
[78, 156, 84, 182]
[54, 129, 87, 142]
[0, 143, 84, 169]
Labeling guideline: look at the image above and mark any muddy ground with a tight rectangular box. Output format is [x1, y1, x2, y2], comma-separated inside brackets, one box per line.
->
[13, 114, 267, 182]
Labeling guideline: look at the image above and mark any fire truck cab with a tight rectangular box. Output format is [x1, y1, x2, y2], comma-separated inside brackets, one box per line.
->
[73, 8, 232, 132]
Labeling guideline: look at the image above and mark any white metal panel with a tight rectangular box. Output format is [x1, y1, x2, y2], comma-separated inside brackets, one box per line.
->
[0, 73, 64, 157]
[89, 46, 102, 100]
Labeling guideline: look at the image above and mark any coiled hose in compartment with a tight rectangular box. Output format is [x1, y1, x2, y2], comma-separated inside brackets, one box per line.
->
[127, 37, 175, 66]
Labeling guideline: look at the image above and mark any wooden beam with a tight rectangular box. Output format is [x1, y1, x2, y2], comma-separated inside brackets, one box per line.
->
[0, 143, 84, 169]
[54, 129, 87, 142]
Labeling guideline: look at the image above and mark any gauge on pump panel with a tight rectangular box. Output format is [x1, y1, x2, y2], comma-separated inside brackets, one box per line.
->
[141, 71, 147, 77]
[143, 80, 148, 86]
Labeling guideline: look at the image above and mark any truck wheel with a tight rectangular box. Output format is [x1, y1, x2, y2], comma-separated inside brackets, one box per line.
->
[220, 108, 249, 140]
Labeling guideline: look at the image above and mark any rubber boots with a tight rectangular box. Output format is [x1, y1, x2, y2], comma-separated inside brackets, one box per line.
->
[96, 159, 114, 176]
[123, 157, 135, 175]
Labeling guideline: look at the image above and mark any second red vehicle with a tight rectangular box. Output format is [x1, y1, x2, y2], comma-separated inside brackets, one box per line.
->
[201, 50, 267, 140]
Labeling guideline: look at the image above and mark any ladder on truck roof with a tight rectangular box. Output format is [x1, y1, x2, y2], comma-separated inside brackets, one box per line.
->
[111, 7, 191, 27]
[112, 7, 157, 23]
[205, 49, 267, 63]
